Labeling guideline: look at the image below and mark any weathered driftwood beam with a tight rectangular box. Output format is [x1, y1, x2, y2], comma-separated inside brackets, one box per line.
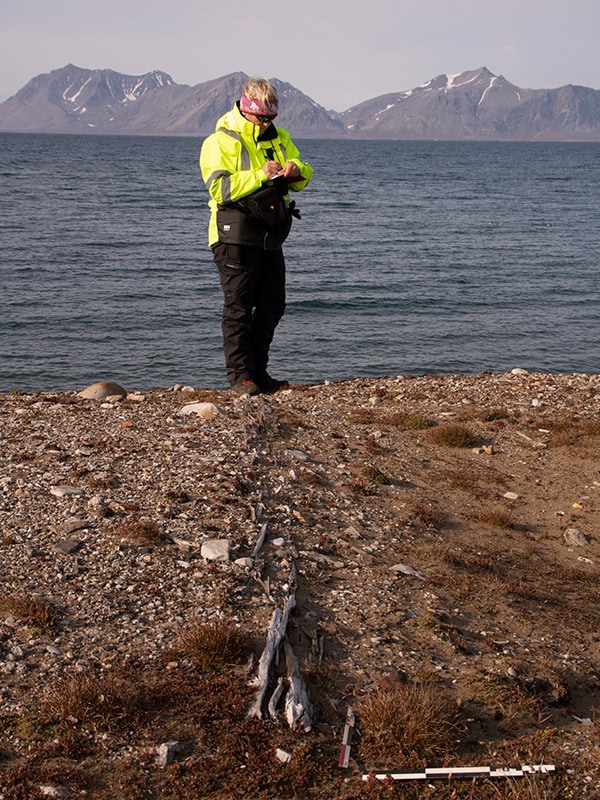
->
[247, 595, 296, 720]
[252, 522, 268, 558]
[283, 639, 313, 732]
[247, 607, 281, 720]
[268, 676, 286, 719]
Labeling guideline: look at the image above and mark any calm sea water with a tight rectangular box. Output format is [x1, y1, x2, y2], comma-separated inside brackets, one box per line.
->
[1, 133, 600, 392]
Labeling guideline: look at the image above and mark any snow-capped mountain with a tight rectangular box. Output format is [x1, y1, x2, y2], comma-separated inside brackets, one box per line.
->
[1, 64, 177, 131]
[0, 65, 342, 137]
[340, 67, 600, 140]
[1, 64, 599, 140]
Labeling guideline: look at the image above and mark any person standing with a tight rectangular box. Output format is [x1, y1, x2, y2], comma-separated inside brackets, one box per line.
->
[200, 76, 313, 396]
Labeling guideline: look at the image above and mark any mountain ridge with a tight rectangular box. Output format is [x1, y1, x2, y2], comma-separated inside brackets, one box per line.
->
[1, 64, 599, 140]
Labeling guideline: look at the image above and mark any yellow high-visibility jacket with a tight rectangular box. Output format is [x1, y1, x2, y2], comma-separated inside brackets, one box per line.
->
[200, 103, 313, 248]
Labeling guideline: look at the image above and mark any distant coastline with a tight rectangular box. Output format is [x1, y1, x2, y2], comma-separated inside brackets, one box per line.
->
[1, 65, 600, 140]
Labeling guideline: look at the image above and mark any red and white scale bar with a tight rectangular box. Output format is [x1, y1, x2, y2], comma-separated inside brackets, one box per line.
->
[338, 706, 355, 768]
[363, 764, 556, 782]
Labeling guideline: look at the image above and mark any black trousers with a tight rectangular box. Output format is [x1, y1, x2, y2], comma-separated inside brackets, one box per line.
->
[212, 242, 286, 386]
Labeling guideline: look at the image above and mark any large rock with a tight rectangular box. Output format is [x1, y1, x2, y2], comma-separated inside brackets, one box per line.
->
[78, 381, 127, 400]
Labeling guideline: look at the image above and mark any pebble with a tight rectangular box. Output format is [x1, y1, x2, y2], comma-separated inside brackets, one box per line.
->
[54, 539, 82, 555]
[389, 563, 426, 581]
[56, 518, 90, 536]
[39, 787, 71, 798]
[287, 449, 311, 461]
[50, 486, 85, 498]
[156, 740, 186, 767]
[276, 748, 292, 763]
[178, 402, 223, 419]
[201, 539, 230, 561]
[564, 528, 589, 547]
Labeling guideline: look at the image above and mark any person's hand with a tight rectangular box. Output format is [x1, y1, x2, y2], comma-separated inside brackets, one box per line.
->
[263, 160, 283, 179]
[281, 161, 302, 181]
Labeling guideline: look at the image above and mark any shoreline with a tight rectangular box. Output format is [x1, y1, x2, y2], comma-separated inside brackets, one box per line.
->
[4, 365, 600, 397]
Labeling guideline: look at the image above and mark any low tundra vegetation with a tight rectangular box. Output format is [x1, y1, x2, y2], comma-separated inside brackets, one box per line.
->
[427, 422, 478, 448]
[357, 678, 462, 763]
[177, 617, 247, 672]
[0, 594, 62, 634]
[115, 517, 168, 545]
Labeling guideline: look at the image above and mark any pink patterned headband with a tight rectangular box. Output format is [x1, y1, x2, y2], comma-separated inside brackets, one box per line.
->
[240, 93, 278, 118]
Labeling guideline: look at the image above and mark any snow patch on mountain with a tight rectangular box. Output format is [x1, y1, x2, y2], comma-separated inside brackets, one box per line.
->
[64, 77, 92, 104]
[478, 76, 498, 105]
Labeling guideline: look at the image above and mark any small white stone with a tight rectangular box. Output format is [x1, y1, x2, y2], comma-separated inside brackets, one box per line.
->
[564, 528, 589, 547]
[50, 486, 84, 498]
[178, 402, 222, 420]
[503, 492, 520, 500]
[390, 564, 426, 581]
[276, 748, 292, 764]
[287, 449, 310, 461]
[39, 787, 70, 798]
[156, 740, 185, 767]
[201, 539, 230, 562]
[573, 715, 594, 726]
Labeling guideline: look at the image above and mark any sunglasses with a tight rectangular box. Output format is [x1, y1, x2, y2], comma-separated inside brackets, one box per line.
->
[256, 114, 277, 123]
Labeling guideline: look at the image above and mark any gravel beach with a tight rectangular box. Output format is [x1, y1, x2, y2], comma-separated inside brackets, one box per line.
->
[1, 371, 600, 798]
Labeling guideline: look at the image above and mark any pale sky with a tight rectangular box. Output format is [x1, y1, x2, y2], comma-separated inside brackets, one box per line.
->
[2, 0, 599, 110]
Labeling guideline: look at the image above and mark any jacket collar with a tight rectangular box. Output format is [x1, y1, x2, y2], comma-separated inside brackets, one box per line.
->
[229, 102, 278, 141]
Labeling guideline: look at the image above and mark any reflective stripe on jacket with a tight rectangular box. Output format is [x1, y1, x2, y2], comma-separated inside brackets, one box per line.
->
[199, 103, 313, 247]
